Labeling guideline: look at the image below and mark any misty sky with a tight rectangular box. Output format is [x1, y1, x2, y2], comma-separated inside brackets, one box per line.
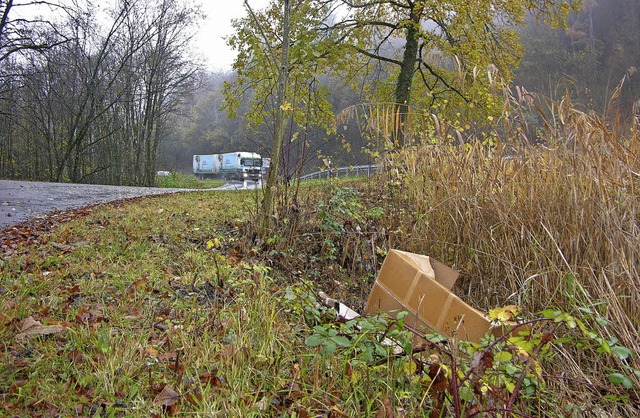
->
[196, 0, 270, 72]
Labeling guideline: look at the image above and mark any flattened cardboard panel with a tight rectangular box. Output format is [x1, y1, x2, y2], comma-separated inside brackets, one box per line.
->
[428, 258, 459, 290]
[365, 249, 494, 343]
[366, 283, 408, 316]
[403, 276, 453, 326]
[366, 283, 431, 333]
[374, 251, 422, 293]
[395, 251, 437, 280]
[435, 296, 493, 342]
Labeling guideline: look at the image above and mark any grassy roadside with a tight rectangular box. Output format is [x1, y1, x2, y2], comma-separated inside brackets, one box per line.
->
[1, 191, 259, 416]
[2, 127, 640, 416]
[0, 190, 414, 417]
[155, 172, 225, 189]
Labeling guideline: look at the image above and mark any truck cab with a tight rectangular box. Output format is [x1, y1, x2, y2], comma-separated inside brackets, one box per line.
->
[223, 152, 262, 180]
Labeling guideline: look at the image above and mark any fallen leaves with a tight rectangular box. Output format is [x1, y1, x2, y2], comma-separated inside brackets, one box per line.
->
[153, 384, 181, 416]
[7, 379, 28, 395]
[0, 207, 94, 257]
[488, 305, 522, 322]
[375, 396, 396, 418]
[1, 193, 269, 417]
[0, 195, 153, 257]
[145, 346, 160, 358]
[146, 368, 227, 417]
[198, 371, 225, 388]
[14, 316, 66, 340]
[74, 308, 108, 327]
[2, 190, 429, 418]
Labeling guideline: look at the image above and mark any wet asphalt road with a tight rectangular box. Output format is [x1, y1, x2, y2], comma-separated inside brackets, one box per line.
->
[0, 180, 192, 230]
[0, 179, 264, 230]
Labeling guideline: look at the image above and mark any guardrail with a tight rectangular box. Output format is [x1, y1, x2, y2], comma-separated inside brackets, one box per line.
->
[299, 164, 380, 181]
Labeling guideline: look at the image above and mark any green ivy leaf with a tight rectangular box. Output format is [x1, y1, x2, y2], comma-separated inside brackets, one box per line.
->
[362, 347, 374, 363]
[608, 373, 634, 389]
[375, 344, 388, 358]
[396, 311, 409, 320]
[459, 386, 474, 402]
[402, 339, 413, 354]
[359, 320, 375, 331]
[505, 364, 519, 375]
[541, 309, 560, 319]
[313, 325, 327, 333]
[598, 339, 612, 355]
[322, 341, 337, 355]
[495, 351, 513, 363]
[504, 378, 516, 393]
[331, 335, 352, 347]
[509, 336, 535, 354]
[305, 334, 324, 347]
[611, 346, 633, 361]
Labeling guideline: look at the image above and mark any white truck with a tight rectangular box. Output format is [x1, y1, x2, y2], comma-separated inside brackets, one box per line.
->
[193, 152, 262, 180]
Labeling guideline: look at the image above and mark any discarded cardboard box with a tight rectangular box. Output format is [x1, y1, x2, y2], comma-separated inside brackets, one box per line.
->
[365, 249, 497, 343]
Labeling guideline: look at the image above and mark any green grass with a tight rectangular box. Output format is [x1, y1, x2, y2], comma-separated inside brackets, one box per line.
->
[155, 171, 225, 189]
[0, 190, 415, 417]
[1, 169, 636, 416]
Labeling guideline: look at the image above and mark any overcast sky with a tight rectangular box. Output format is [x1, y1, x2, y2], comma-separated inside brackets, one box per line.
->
[15, 0, 271, 73]
[196, 0, 270, 72]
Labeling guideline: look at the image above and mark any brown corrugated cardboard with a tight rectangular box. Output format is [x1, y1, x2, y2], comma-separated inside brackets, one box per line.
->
[365, 249, 496, 343]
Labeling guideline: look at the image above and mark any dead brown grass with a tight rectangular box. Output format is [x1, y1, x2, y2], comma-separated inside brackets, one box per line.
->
[263, 74, 640, 414]
[366, 84, 640, 413]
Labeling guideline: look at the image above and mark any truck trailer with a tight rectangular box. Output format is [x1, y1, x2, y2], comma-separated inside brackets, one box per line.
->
[193, 152, 262, 180]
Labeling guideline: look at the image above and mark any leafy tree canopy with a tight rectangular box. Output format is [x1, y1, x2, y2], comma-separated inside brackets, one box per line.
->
[225, 0, 582, 147]
[223, 0, 343, 138]
[332, 0, 582, 140]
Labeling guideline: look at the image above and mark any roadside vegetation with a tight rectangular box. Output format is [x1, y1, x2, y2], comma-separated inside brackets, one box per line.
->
[1, 0, 637, 415]
[1, 86, 639, 416]
[155, 172, 225, 190]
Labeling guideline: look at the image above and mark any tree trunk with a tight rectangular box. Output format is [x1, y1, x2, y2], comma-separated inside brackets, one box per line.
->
[260, 0, 291, 236]
[393, 4, 422, 148]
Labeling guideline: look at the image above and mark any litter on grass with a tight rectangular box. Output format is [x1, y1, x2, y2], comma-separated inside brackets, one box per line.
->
[320, 249, 513, 344]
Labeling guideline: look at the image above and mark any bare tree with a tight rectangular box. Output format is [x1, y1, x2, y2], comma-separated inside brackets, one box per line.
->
[2, 0, 203, 185]
[0, 0, 65, 64]
[131, 0, 203, 186]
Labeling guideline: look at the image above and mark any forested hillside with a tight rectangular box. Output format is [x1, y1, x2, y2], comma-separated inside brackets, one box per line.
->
[516, 0, 639, 114]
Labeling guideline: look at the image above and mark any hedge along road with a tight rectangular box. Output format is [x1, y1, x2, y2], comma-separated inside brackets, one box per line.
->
[0, 179, 265, 231]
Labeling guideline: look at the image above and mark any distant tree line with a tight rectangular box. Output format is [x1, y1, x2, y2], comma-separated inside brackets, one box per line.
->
[1, 0, 638, 185]
[0, 0, 203, 186]
[515, 0, 639, 116]
[156, 71, 363, 178]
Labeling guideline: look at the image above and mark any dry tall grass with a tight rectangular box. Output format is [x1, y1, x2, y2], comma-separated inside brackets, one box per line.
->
[369, 85, 640, 414]
[270, 73, 640, 413]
